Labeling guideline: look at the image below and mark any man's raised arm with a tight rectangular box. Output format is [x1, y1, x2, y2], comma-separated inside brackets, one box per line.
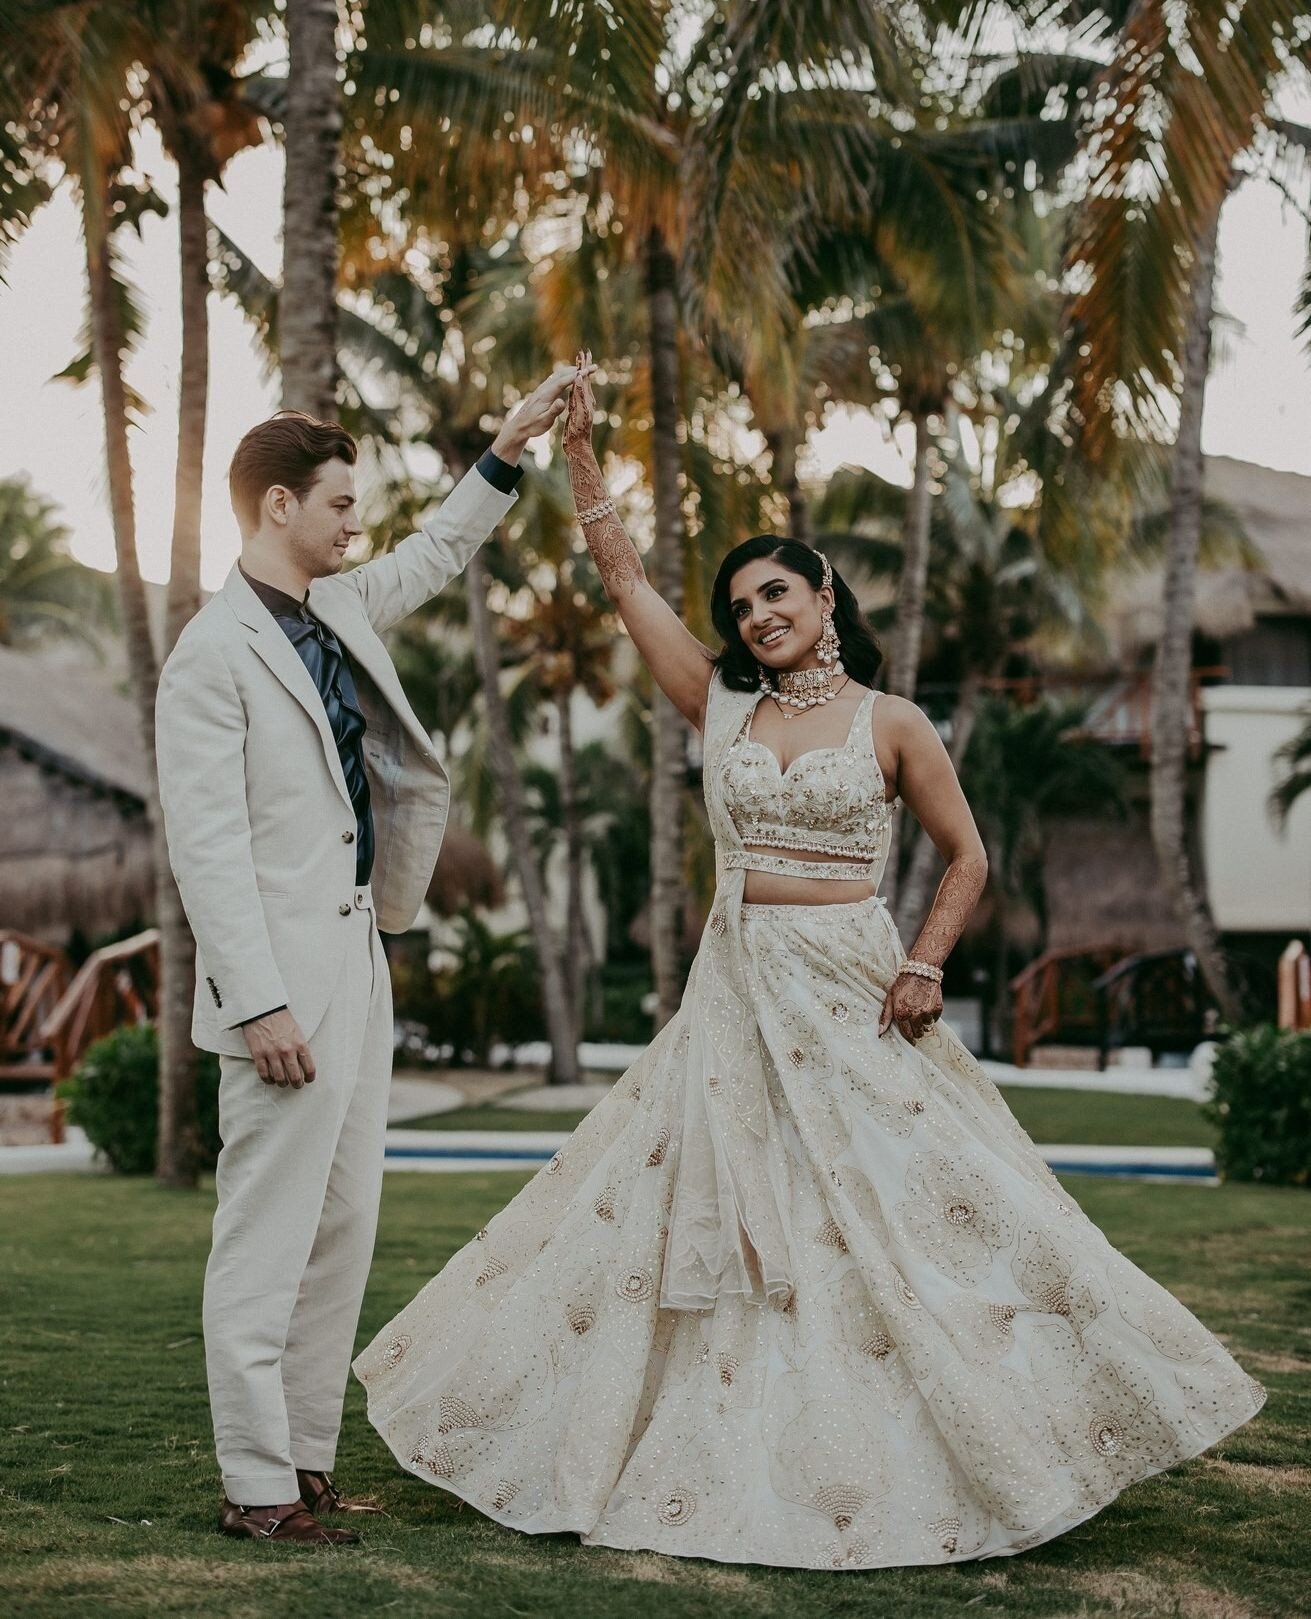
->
[336, 364, 579, 636]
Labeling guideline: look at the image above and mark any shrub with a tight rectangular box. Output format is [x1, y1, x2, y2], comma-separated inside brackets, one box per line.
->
[59, 1024, 221, 1175]
[1203, 1024, 1311, 1187]
[416, 911, 544, 1066]
[586, 961, 655, 1045]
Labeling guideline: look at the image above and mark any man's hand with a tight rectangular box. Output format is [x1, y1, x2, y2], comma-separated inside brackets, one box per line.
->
[491, 361, 596, 464]
[562, 347, 596, 458]
[242, 1008, 317, 1088]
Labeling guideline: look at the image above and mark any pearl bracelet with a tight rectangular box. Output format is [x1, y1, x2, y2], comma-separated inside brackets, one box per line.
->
[898, 959, 943, 984]
[578, 497, 616, 525]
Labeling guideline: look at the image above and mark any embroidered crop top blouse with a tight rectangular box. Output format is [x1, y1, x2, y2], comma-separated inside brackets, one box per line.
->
[719, 686, 894, 871]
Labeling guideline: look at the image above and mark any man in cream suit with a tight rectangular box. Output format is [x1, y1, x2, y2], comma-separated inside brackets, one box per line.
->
[155, 365, 576, 1544]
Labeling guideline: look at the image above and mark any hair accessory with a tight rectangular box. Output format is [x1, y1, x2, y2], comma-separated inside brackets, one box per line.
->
[898, 959, 944, 985]
[577, 497, 616, 526]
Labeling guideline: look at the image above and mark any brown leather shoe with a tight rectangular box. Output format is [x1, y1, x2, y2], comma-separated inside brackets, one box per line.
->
[296, 1469, 384, 1517]
[219, 1498, 360, 1545]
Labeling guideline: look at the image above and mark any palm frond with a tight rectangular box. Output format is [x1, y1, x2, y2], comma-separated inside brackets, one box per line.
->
[1063, 0, 1303, 463]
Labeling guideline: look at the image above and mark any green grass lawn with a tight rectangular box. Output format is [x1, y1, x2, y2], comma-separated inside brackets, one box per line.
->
[402, 1085, 1217, 1148]
[2, 1172, 1306, 1619]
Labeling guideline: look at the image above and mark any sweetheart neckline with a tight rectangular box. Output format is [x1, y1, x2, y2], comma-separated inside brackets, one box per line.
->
[732, 739, 895, 812]
[740, 684, 880, 783]
[737, 736, 863, 783]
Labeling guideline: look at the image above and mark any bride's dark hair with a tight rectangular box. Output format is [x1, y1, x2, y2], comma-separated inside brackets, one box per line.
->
[710, 535, 883, 693]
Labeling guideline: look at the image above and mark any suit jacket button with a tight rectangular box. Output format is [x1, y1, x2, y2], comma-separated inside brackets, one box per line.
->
[342, 830, 355, 843]
[338, 903, 351, 916]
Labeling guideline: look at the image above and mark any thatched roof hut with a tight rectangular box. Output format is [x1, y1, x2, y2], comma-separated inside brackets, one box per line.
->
[426, 823, 505, 916]
[1109, 455, 1311, 654]
[0, 644, 154, 943]
[0, 642, 505, 941]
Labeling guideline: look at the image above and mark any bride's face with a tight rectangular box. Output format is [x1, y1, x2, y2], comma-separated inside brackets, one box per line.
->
[728, 558, 834, 672]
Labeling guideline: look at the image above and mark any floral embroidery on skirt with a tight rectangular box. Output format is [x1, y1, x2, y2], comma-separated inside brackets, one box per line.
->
[354, 893, 1263, 1571]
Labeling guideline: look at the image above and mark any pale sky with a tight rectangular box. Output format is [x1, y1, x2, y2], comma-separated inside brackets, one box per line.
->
[3, 130, 1311, 593]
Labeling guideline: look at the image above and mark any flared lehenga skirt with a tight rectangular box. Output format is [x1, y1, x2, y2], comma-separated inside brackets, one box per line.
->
[353, 893, 1264, 1571]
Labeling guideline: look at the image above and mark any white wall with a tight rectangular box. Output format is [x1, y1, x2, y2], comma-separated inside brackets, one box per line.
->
[1201, 686, 1311, 931]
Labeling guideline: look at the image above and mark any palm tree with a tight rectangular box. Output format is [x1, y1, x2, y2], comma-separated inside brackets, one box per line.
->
[147, 1, 263, 647]
[1269, 705, 1311, 828]
[961, 695, 1129, 1052]
[1, 2, 274, 1184]
[0, 477, 116, 648]
[502, 560, 618, 1029]
[1149, 192, 1246, 1022]
[1062, 0, 1304, 1018]
[279, 0, 340, 417]
[1, 8, 191, 1167]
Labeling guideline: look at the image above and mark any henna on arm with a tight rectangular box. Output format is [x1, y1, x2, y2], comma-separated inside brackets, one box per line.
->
[879, 854, 988, 1042]
[878, 698, 990, 1041]
[906, 854, 989, 974]
[557, 348, 714, 727]
[565, 444, 645, 601]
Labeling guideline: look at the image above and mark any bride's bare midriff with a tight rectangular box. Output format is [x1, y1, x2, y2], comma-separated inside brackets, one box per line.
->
[740, 845, 878, 906]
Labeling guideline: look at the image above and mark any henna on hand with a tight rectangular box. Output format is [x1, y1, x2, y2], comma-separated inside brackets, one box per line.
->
[878, 852, 987, 1041]
[562, 348, 646, 601]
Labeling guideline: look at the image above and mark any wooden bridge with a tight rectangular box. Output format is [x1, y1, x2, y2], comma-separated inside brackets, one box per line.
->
[0, 929, 159, 1141]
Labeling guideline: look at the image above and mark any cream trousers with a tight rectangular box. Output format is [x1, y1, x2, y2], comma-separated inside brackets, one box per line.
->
[203, 886, 392, 1505]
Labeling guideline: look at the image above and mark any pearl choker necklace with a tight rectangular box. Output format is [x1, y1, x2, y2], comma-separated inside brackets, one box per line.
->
[771, 661, 845, 714]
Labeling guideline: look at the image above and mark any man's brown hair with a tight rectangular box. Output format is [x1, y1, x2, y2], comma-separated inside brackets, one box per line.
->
[228, 411, 358, 532]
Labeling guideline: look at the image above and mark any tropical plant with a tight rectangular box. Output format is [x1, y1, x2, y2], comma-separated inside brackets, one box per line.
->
[960, 695, 1130, 1049]
[1269, 703, 1311, 828]
[0, 477, 115, 648]
[1054, 1, 1306, 1022]
[0, 2, 216, 1184]
[58, 1023, 221, 1176]
[1204, 1024, 1311, 1186]
[503, 561, 618, 1025]
[425, 909, 544, 1068]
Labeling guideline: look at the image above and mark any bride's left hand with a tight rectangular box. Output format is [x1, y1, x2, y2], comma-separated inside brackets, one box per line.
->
[879, 971, 943, 1043]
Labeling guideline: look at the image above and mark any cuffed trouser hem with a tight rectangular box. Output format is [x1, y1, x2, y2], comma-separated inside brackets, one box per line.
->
[290, 1450, 338, 1473]
[222, 1470, 301, 1507]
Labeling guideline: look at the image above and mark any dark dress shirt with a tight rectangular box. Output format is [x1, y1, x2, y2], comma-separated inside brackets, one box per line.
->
[233, 451, 521, 1026]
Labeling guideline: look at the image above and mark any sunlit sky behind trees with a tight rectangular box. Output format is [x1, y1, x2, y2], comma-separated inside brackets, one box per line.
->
[4, 91, 1311, 594]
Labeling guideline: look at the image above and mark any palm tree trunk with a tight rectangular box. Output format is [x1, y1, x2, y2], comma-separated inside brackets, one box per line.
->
[465, 549, 581, 1083]
[85, 216, 157, 729]
[86, 197, 202, 1185]
[1150, 192, 1245, 1025]
[555, 685, 588, 1029]
[890, 411, 933, 699]
[156, 131, 211, 1185]
[879, 411, 935, 916]
[895, 672, 982, 943]
[645, 224, 688, 1028]
[165, 133, 208, 649]
[768, 426, 812, 544]
[281, 0, 341, 419]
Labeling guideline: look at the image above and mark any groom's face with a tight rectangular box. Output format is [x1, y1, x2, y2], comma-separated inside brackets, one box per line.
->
[283, 456, 363, 579]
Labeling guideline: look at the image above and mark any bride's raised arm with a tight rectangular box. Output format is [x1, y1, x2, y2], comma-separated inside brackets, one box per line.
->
[561, 349, 715, 731]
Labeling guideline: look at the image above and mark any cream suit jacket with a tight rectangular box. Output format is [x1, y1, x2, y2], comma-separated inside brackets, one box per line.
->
[155, 465, 518, 1058]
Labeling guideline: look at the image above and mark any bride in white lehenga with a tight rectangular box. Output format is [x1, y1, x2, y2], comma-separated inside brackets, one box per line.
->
[353, 354, 1263, 1571]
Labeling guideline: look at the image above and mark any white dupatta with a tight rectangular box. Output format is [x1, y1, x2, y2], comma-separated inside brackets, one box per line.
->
[660, 672, 797, 1311]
